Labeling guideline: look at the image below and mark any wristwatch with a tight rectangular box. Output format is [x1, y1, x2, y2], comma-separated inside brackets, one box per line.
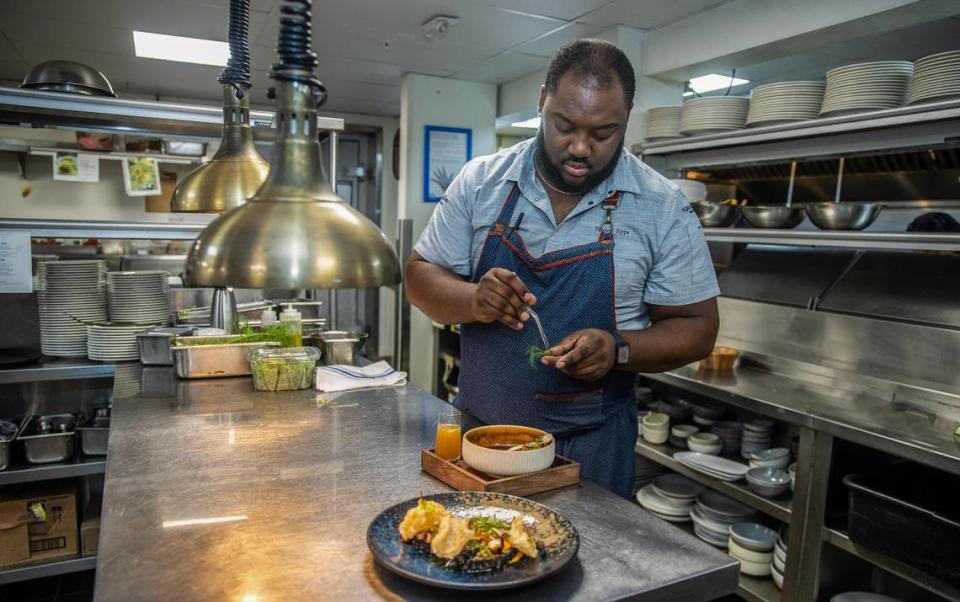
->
[611, 331, 630, 365]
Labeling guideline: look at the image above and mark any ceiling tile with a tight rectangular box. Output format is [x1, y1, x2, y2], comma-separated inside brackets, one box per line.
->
[734, 51, 848, 84]
[463, 0, 611, 21]
[0, 34, 23, 63]
[453, 52, 549, 84]
[0, 14, 133, 57]
[513, 21, 606, 58]
[0, 60, 30, 84]
[821, 19, 960, 61]
[578, 0, 724, 29]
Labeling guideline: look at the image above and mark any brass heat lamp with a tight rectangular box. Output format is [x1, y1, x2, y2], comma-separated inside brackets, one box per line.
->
[183, 0, 400, 289]
[171, 0, 268, 213]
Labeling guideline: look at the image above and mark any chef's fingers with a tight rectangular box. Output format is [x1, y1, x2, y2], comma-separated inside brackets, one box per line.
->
[554, 337, 593, 369]
[546, 336, 578, 357]
[495, 269, 537, 307]
[487, 281, 529, 322]
[483, 289, 525, 330]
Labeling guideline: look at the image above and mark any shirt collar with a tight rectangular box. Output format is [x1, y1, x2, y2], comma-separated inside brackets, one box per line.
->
[499, 138, 642, 197]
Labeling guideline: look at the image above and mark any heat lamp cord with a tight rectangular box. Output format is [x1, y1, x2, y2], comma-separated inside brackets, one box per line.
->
[219, 0, 253, 98]
[272, 0, 327, 106]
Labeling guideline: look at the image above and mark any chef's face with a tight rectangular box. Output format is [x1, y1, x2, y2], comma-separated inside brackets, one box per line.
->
[537, 72, 630, 195]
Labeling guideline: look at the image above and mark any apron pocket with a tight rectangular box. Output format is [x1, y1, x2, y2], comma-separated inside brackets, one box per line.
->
[534, 388, 604, 436]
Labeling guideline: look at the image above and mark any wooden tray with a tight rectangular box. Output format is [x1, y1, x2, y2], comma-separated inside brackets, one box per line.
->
[421, 449, 579, 497]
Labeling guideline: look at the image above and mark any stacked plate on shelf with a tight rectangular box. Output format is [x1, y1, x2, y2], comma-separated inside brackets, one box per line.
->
[741, 419, 774, 458]
[636, 473, 703, 522]
[728, 522, 777, 577]
[710, 420, 744, 455]
[908, 50, 960, 105]
[771, 526, 789, 589]
[37, 260, 107, 357]
[113, 362, 141, 399]
[674, 451, 750, 482]
[87, 322, 153, 361]
[746, 81, 826, 126]
[669, 179, 707, 203]
[645, 106, 683, 140]
[679, 96, 750, 136]
[689, 490, 758, 548]
[106, 271, 171, 325]
[820, 61, 914, 116]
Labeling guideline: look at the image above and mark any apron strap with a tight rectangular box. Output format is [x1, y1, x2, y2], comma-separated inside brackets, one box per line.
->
[494, 183, 523, 226]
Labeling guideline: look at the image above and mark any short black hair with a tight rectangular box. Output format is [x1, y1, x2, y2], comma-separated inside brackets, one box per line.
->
[545, 39, 635, 107]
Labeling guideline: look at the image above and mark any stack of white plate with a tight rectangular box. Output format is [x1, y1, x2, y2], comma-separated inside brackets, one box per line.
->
[674, 451, 750, 482]
[113, 362, 142, 398]
[771, 526, 789, 589]
[909, 50, 960, 105]
[670, 179, 707, 203]
[741, 419, 774, 458]
[746, 81, 825, 126]
[636, 483, 693, 522]
[680, 96, 750, 136]
[107, 271, 171, 325]
[87, 322, 153, 361]
[645, 106, 683, 140]
[37, 260, 107, 357]
[689, 490, 757, 548]
[820, 61, 914, 116]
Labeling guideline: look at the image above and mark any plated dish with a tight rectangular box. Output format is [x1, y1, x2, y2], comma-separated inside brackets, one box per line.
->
[367, 492, 579, 590]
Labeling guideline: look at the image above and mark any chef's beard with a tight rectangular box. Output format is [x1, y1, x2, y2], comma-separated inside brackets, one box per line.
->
[534, 127, 623, 196]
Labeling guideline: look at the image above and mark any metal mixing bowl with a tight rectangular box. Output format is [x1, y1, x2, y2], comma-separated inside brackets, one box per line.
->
[804, 202, 883, 230]
[741, 205, 806, 229]
[20, 60, 117, 97]
[691, 202, 741, 227]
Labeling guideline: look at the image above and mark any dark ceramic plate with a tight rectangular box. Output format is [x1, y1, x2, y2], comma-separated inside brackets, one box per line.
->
[367, 491, 579, 590]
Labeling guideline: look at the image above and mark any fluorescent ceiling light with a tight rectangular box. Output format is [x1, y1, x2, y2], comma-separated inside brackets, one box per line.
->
[682, 91, 694, 97]
[510, 116, 541, 129]
[162, 515, 248, 528]
[134, 31, 229, 67]
[688, 73, 749, 94]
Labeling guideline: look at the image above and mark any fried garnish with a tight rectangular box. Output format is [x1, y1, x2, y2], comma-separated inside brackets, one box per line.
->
[430, 515, 475, 559]
[507, 516, 537, 558]
[398, 499, 449, 542]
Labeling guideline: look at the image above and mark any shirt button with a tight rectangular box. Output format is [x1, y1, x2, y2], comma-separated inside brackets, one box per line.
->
[550, 235, 558, 242]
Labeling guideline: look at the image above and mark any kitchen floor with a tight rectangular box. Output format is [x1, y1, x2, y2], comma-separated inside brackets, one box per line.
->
[0, 571, 94, 602]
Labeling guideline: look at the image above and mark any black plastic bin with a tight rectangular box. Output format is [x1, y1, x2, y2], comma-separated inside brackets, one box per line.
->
[844, 464, 960, 588]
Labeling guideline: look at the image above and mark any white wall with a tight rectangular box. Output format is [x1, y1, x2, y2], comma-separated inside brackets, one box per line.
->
[400, 73, 497, 390]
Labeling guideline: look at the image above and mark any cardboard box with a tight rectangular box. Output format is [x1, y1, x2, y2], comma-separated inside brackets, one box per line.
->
[0, 488, 78, 567]
[145, 173, 178, 213]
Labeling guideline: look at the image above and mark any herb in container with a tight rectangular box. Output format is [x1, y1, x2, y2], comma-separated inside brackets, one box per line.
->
[249, 346, 320, 391]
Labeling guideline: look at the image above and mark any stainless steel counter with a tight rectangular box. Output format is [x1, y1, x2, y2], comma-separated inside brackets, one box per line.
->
[646, 353, 960, 476]
[94, 369, 738, 602]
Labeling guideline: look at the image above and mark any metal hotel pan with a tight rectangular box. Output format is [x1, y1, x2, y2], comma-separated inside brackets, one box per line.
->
[172, 337, 279, 379]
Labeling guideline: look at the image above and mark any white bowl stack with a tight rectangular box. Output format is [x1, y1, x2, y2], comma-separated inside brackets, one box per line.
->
[106, 271, 172, 325]
[645, 106, 683, 140]
[679, 96, 750, 136]
[728, 522, 778, 578]
[909, 50, 960, 105]
[771, 527, 789, 589]
[37, 260, 107, 357]
[689, 489, 758, 548]
[746, 81, 826, 126]
[741, 418, 774, 458]
[820, 61, 914, 116]
[670, 179, 708, 203]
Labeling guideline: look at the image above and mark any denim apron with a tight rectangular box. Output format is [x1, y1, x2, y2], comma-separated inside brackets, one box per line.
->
[456, 184, 637, 498]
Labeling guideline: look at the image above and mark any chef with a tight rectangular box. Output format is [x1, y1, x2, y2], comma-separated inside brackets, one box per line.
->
[406, 39, 720, 499]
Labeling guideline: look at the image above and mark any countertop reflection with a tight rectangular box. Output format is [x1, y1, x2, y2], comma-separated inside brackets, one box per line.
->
[94, 368, 737, 601]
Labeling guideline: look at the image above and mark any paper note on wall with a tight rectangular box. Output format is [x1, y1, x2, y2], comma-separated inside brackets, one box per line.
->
[0, 230, 32, 293]
[52, 152, 100, 182]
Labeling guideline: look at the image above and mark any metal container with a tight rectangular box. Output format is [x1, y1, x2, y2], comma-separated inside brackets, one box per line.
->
[319, 331, 368, 366]
[20, 60, 117, 97]
[0, 419, 17, 471]
[691, 202, 741, 227]
[741, 205, 806, 229]
[137, 326, 196, 366]
[171, 337, 279, 379]
[804, 202, 883, 230]
[77, 416, 110, 456]
[19, 414, 77, 464]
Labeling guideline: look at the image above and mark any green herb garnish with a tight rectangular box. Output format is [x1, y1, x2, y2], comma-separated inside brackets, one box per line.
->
[173, 323, 301, 348]
[527, 345, 549, 369]
[469, 516, 510, 533]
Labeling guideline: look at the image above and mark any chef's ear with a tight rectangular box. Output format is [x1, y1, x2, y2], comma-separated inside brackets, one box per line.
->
[538, 84, 547, 114]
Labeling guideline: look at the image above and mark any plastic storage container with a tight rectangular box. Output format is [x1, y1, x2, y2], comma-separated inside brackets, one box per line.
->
[249, 346, 320, 391]
[279, 305, 303, 346]
[844, 464, 960, 587]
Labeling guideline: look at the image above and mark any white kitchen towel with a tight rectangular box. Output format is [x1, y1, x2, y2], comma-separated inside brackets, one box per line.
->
[315, 360, 407, 392]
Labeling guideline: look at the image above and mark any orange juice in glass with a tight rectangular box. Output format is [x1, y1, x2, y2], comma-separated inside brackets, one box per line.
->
[435, 409, 462, 461]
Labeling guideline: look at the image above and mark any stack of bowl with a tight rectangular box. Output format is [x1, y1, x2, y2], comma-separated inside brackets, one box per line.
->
[690, 490, 757, 548]
[745, 466, 792, 498]
[669, 424, 698, 448]
[741, 419, 773, 458]
[642, 412, 670, 444]
[654, 395, 693, 423]
[687, 432, 722, 455]
[692, 404, 722, 427]
[771, 526, 789, 589]
[729, 522, 778, 577]
[710, 421, 743, 455]
[748, 447, 791, 469]
[787, 462, 797, 492]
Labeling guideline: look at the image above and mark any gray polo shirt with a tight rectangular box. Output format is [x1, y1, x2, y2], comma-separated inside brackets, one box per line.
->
[414, 138, 719, 331]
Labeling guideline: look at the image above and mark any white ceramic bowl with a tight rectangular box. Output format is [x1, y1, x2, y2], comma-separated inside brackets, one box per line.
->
[642, 424, 670, 444]
[728, 538, 774, 563]
[643, 412, 670, 428]
[732, 555, 772, 577]
[687, 440, 723, 455]
[671, 424, 699, 439]
[461, 425, 555, 476]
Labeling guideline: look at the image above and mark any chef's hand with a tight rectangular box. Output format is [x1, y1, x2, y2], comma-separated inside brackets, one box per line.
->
[541, 329, 615, 381]
[471, 268, 537, 330]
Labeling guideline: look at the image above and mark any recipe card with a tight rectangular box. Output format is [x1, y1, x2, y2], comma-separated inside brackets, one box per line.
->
[0, 229, 32, 293]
